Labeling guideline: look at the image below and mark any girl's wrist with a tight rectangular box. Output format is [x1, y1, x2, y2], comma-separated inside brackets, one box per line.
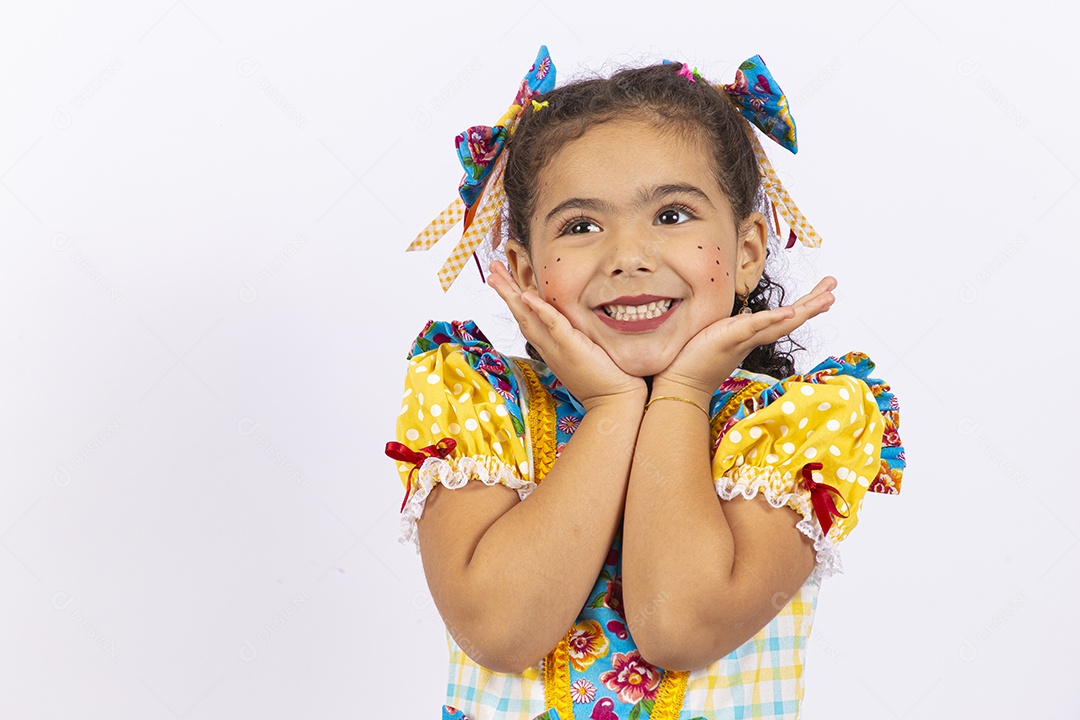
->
[580, 386, 648, 414]
[649, 376, 715, 411]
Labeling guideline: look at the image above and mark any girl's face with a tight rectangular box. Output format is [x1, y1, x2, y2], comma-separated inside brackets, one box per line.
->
[506, 118, 767, 378]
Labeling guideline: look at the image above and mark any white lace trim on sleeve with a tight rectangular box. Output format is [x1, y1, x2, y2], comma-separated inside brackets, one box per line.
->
[399, 455, 538, 552]
[714, 466, 843, 584]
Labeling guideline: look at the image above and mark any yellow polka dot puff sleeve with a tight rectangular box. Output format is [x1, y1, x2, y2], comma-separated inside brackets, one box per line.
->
[394, 343, 533, 552]
[711, 355, 904, 582]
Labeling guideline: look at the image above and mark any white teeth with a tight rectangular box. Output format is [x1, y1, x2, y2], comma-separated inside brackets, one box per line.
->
[602, 299, 674, 321]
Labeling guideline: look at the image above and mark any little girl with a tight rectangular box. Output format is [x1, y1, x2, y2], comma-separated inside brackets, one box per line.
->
[387, 46, 905, 720]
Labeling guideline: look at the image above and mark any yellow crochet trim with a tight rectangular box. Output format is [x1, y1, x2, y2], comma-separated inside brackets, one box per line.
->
[514, 358, 571, 716]
[652, 669, 690, 719]
[710, 380, 771, 446]
[543, 632, 574, 720]
[513, 359, 557, 483]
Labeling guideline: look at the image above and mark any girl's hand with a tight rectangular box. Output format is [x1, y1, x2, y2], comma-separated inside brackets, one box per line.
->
[654, 277, 838, 402]
[487, 261, 647, 411]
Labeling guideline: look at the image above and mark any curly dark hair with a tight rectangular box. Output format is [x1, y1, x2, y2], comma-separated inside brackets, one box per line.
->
[501, 61, 803, 379]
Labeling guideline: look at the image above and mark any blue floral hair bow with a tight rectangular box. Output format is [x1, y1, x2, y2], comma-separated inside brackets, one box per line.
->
[667, 54, 820, 247]
[455, 46, 556, 208]
[409, 46, 556, 292]
[721, 55, 798, 154]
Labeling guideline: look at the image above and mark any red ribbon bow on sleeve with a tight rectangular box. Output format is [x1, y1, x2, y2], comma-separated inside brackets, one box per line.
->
[385, 438, 457, 512]
[800, 462, 849, 537]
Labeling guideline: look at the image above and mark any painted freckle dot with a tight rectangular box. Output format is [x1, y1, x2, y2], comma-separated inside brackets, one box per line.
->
[697, 245, 703, 249]
[464, 418, 479, 432]
[826, 419, 840, 431]
[405, 428, 420, 442]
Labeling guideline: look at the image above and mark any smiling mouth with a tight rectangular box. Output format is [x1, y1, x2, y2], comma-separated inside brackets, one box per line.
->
[601, 298, 675, 321]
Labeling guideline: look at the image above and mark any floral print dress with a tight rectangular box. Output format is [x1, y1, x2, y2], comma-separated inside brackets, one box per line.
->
[390, 320, 905, 720]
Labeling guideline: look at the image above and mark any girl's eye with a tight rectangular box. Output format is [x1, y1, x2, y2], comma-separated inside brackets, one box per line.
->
[655, 206, 694, 225]
[560, 218, 601, 235]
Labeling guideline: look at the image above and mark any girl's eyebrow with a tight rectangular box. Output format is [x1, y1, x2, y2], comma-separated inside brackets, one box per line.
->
[543, 183, 716, 226]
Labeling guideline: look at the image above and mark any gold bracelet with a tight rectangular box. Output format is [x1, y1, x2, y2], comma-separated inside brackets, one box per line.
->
[644, 395, 710, 418]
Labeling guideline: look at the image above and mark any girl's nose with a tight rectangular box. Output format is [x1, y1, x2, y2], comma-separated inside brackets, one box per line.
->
[606, 231, 658, 276]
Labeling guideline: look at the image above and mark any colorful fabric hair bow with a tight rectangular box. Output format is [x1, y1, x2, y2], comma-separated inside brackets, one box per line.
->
[669, 55, 821, 249]
[722, 56, 820, 249]
[721, 55, 798, 154]
[409, 46, 556, 291]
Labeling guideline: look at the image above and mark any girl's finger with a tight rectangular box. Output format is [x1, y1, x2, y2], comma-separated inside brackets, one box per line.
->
[789, 276, 837, 309]
[487, 263, 563, 354]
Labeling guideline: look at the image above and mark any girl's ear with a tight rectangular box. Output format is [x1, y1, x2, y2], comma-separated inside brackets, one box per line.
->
[504, 240, 540, 293]
[735, 212, 769, 294]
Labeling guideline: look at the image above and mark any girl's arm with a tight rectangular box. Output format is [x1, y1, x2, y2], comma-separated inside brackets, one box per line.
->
[418, 260, 648, 674]
[622, 279, 836, 671]
[418, 391, 643, 674]
[621, 379, 815, 671]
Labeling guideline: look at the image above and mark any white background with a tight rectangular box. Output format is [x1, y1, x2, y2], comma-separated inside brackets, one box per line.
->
[3, 1, 1077, 718]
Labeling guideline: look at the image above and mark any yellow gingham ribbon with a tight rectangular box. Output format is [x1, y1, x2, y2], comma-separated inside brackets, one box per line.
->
[743, 124, 822, 248]
[409, 152, 509, 292]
